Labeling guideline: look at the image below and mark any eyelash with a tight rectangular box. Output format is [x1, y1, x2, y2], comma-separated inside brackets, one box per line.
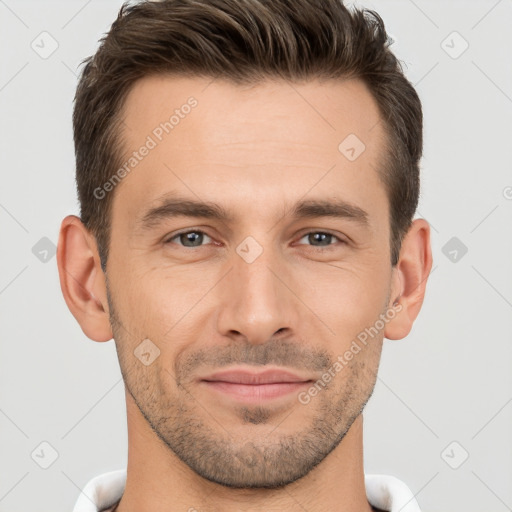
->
[163, 229, 346, 250]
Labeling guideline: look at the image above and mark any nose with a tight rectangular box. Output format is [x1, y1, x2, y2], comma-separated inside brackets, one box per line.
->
[216, 243, 300, 345]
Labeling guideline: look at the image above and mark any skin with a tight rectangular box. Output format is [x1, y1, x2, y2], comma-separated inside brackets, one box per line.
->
[57, 75, 432, 512]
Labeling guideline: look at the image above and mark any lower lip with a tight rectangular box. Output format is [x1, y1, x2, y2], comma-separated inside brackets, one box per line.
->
[201, 381, 311, 402]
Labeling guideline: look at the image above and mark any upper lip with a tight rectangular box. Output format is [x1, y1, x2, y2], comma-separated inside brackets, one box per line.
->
[201, 367, 313, 385]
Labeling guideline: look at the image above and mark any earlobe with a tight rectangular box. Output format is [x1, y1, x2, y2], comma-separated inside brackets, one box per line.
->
[56, 215, 113, 342]
[384, 218, 433, 341]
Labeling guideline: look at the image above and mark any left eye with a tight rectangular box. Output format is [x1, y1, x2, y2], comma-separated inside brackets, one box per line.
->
[296, 231, 343, 248]
[165, 230, 343, 249]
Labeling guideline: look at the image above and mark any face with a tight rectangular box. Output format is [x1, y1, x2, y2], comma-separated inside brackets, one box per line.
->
[105, 75, 396, 488]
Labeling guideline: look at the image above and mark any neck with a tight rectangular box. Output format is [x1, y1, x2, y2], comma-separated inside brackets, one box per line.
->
[116, 394, 375, 512]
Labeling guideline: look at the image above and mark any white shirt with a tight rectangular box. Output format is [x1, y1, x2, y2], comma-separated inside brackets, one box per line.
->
[73, 468, 421, 512]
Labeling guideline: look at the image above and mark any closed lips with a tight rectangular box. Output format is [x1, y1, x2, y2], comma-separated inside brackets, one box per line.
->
[201, 369, 313, 385]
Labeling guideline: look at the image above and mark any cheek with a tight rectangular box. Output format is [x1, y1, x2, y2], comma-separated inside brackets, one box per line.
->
[116, 267, 212, 357]
[296, 261, 390, 344]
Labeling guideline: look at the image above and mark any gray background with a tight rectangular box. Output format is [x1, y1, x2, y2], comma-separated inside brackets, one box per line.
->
[1, 0, 511, 510]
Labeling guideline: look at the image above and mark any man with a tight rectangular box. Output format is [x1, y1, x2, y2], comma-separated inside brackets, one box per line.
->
[57, 0, 432, 511]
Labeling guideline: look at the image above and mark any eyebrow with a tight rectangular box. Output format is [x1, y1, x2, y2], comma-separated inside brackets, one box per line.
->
[136, 194, 370, 231]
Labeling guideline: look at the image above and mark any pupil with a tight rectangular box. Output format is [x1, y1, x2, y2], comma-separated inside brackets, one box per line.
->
[183, 232, 201, 246]
[311, 233, 330, 246]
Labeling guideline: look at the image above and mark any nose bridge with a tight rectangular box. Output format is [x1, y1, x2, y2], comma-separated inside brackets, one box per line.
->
[217, 238, 296, 343]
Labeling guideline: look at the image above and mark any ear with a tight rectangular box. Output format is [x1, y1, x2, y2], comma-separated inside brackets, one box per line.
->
[56, 215, 113, 342]
[384, 218, 432, 340]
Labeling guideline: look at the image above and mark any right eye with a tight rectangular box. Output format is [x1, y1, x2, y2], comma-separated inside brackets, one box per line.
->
[163, 229, 214, 248]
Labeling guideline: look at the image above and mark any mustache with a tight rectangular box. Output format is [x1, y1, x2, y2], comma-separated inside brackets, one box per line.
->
[176, 338, 333, 379]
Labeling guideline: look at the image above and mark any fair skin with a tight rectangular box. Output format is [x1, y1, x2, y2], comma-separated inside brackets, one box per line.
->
[57, 75, 432, 512]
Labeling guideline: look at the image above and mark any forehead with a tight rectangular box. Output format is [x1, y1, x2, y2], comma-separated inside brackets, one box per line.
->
[113, 74, 388, 228]
[120, 74, 384, 149]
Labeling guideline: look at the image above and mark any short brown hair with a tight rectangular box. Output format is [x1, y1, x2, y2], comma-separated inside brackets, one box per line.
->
[73, 0, 422, 271]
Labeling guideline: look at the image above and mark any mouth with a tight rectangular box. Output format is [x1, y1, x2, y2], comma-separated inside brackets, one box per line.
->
[199, 367, 314, 402]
